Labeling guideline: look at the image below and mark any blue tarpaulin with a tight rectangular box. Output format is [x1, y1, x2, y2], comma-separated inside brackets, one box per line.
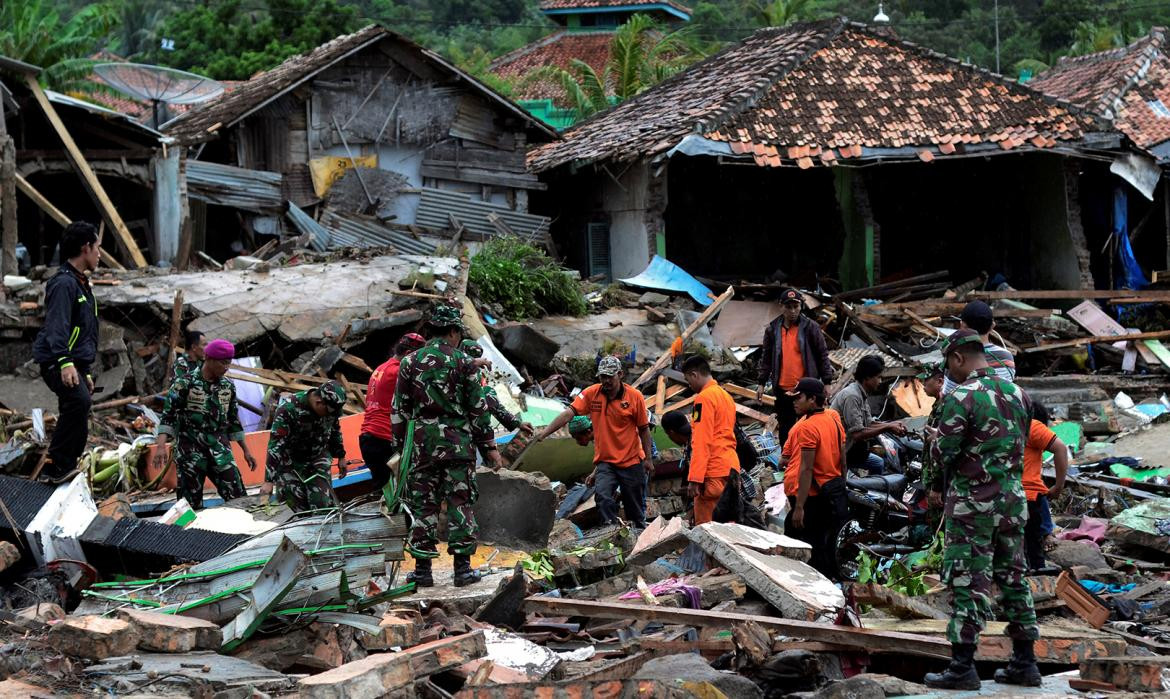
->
[620, 255, 714, 306]
[1115, 187, 1150, 291]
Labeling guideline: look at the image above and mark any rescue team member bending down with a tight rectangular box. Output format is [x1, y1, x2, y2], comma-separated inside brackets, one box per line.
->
[459, 339, 533, 436]
[925, 328, 1038, 690]
[535, 356, 653, 530]
[264, 381, 348, 512]
[393, 305, 502, 588]
[780, 377, 846, 579]
[757, 287, 834, 443]
[32, 221, 102, 483]
[680, 355, 740, 526]
[360, 332, 426, 489]
[155, 339, 258, 509]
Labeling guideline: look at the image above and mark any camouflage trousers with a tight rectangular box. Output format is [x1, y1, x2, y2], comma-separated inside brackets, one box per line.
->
[942, 491, 1039, 644]
[175, 439, 246, 510]
[272, 456, 336, 513]
[406, 459, 478, 559]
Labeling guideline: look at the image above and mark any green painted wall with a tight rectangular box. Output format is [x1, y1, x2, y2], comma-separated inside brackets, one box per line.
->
[834, 168, 874, 289]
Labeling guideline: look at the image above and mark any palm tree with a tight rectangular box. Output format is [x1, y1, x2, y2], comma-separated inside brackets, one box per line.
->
[529, 14, 703, 120]
[0, 0, 115, 93]
[754, 0, 814, 27]
[115, 0, 170, 59]
[1069, 20, 1124, 56]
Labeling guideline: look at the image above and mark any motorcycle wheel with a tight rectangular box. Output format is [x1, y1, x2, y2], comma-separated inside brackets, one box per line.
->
[835, 519, 866, 581]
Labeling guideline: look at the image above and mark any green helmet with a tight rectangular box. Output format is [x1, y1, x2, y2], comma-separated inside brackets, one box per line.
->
[316, 380, 346, 415]
[568, 415, 593, 436]
[427, 304, 464, 331]
[459, 339, 484, 358]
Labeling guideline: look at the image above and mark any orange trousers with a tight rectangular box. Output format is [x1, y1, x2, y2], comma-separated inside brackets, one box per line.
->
[692, 476, 727, 526]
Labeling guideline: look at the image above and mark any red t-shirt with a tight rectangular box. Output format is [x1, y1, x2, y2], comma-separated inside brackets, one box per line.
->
[361, 357, 400, 441]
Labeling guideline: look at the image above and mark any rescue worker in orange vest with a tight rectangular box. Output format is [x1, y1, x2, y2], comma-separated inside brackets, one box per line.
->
[680, 354, 740, 526]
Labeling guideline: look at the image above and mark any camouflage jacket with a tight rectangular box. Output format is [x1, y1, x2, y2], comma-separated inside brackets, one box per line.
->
[392, 338, 494, 461]
[158, 370, 245, 446]
[921, 399, 945, 493]
[929, 367, 1031, 502]
[173, 353, 200, 381]
[267, 390, 345, 471]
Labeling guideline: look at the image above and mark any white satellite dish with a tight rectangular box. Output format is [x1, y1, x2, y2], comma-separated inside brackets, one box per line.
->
[94, 62, 224, 128]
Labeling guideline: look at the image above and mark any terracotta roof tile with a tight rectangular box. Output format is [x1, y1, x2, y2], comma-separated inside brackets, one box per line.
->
[491, 32, 614, 105]
[529, 19, 1091, 172]
[1032, 27, 1170, 151]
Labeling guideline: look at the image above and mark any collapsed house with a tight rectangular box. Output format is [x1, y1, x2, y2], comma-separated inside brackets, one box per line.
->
[158, 24, 559, 263]
[528, 18, 1164, 291]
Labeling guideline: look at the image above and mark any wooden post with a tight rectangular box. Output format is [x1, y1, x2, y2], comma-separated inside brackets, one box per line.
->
[0, 94, 16, 276]
[166, 290, 184, 381]
[13, 174, 125, 271]
[23, 75, 147, 268]
[632, 286, 735, 389]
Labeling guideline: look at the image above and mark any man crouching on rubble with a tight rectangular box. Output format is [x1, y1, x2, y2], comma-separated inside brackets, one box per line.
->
[264, 381, 348, 512]
[925, 328, 1039, 690]
[393, 305, 502, 588]
[154, 339, 259, 509]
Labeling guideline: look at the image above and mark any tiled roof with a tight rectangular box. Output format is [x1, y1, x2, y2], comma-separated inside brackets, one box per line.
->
[491, 32, 613, 105]
[529, 19, 1095, 172]
[1031, 27, 1170, 150]
[163, 24, 555, 144]
[539, 0, 692, 15]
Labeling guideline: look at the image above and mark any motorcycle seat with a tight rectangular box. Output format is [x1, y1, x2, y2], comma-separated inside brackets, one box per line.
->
[848, 473, 908, 493]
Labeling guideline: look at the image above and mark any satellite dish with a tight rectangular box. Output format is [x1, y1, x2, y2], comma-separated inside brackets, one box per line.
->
[94, 62, 224, 129]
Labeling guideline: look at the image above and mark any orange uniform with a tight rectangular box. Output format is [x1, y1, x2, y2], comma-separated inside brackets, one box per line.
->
[571, 383, 648, 467]
[778, 324, 805, 391]
[689, 379, 741, 525]
[1022, 419, 1058, 501]
[782, 408, 845, 497]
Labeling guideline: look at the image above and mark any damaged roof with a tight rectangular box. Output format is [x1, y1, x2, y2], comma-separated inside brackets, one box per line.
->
[1031, 27, 1170, 153]
[491, 32, 614, 105]
[528, 18, 1097, 172]
[163, 24, 557, 144]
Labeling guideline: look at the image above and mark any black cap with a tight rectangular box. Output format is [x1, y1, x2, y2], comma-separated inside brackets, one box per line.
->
[960, 300, 994, 328]
[786, 377, 825, 398]
[780, 287, 802, 305]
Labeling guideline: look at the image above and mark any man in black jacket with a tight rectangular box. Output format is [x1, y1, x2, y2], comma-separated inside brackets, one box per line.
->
[757, 288, 834, 442]
[32, 222, 102, 482]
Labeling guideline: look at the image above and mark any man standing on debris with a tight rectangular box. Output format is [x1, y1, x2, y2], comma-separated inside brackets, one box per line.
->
[459, 339, 533, 436]
[393, 306, 501, 588]
[942, 301, 1015, 395]
[1022, 402, 1069, 571]
[829, 355, 906, 475]
[32, 221, 102, 483]
[924, 328, 1039, 690]
[154, 339, 259, 509]
[780, 377, 847, 578]
[757, 288, 834, 443]
[360, 332, 426, 490]
[173, 330, 207, 381]
[265, 381, 348, 512]
[680, 355, 740, 526]
[535, 356, 653, 530]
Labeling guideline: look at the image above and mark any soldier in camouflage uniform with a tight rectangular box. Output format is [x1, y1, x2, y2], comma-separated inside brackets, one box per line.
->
[393, 306, 502, 588]
[154, 339, 259, 509]
[924, 329, 1039, 690]
[918, 362, 946, 518]
[173, 330, 207, 381]
[265, 381, 348, 512]
[459, 339, 534, 435]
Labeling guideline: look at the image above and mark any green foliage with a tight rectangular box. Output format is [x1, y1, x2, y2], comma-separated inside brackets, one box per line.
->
[855, 531, 943, 596]
[469, 237, 587, 319]
[0, 0, 115, 93]
[754, 0, 816, 27]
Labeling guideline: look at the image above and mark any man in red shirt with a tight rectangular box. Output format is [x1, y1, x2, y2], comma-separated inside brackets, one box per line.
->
[359, 333, 425, 488]
[681, 355, 740, 526]
[535, 356, 653, 528]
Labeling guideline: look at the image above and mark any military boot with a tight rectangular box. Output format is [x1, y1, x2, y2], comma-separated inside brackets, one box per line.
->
[924, 643, 981, 690]
[453, 555, 482, 587]
[994, 640, 1042, 686]
[406, 558, 434, 588]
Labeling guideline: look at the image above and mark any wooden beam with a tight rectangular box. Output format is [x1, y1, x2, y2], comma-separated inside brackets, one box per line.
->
[524, 597, 950, 658]
[973, 289, 1170, 301]
[1022, 330, 1170, 354]
[723, 382, 776, 407]
[654, 375, 666, 415]
[24, 75, 147, 268]
[633, 286, 735, 389]
[14, 173, 125, 270]
[836, 300, 904, 360]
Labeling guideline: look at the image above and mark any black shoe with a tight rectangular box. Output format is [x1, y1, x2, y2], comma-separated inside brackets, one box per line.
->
[406, 559, 434, 588]
[453, 554, 482, 588]
[994, 639, 1042, 687]
[925, 643, 981, 690]
[39, 467, 78, 484]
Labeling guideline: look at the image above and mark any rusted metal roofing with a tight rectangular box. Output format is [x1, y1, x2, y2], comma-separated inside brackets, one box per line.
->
[491, 32, 614, 106]
[528, 19, 1097, 172]
[186, 160, 283, 212]
[415, 187, 549, 241]
[1032, 27, 1170, 151]
[163, 25, 556, 144]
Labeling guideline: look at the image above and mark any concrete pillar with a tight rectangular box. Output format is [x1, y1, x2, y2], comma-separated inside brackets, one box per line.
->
[602, 160, 659, 279]
[151, 147, 182, 264]
[0, 134, 16, 276]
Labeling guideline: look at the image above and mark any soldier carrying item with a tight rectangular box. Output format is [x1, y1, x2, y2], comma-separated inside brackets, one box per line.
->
[264, 381, 348, 512]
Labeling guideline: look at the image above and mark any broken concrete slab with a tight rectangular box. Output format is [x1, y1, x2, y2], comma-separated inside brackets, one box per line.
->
[638, 291, 671, 306]
[298, 652, 414, 699]
[1047, 539, 1108, 569]
[409, 568, 513, 616]
[629, 516, 690, 565]
[9, 603, 65, 629]
[532, 308, 676, 363]
[116, 608, 222, 652]
[689, 522, 841, 620]
[86, 651, 294, 694]
[0, 541, 18, 572]
[473, 468, 555, 550]
[474, 562, 528, 629]
[813, 675, 885, 699]
[689, 522, 812, 562]
[1109, 499, 1170, 555]
[634, 653, 764, 699]
[49, 615, 140, 660]
[495, 323, 560, 368]
[363, 610, 423, 651]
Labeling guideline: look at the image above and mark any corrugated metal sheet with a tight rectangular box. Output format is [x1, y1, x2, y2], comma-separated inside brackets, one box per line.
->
[415, 187, 549, 241]
[319, 209, 437, 255]
[187, 160, 283, 212]
[285, 202, 330, 252]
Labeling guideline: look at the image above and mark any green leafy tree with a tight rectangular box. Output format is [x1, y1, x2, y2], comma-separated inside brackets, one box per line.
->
[112, 0, 170, 59]
[0, 0, 115, 93]
[754, 0, 815, 27]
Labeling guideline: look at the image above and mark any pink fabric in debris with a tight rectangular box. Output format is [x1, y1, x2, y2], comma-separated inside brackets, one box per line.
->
[618, 577, 702, 608]
[1057, 516, 1108, 545]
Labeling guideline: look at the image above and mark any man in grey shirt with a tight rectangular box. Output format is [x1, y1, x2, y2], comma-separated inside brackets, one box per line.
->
[829, 355, 906, 475]
[941, 301, 1015, 395]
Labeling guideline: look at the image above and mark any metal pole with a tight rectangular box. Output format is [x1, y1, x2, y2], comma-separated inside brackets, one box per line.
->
[994, 0, 1001, 74]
